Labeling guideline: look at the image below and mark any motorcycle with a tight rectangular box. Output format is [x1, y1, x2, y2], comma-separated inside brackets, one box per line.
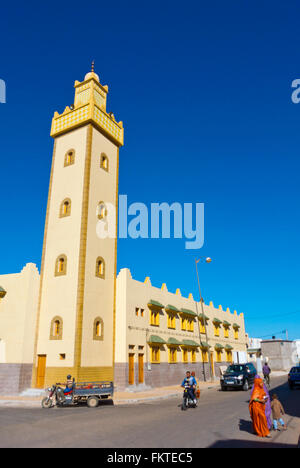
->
[181, 384, 197, 411]
[41, 383, 74, 408]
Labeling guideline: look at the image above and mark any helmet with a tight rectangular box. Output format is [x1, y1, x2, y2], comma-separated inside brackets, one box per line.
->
[67, 375, 72, 379]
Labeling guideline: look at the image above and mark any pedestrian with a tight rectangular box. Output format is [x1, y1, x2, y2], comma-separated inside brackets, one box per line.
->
[249, 377, 271, 438]
[262, 362, 271, 386]
[271, 394, 287, 431]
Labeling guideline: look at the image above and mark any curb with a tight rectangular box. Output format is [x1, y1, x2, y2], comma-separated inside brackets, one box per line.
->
[0, 400, 41, 408]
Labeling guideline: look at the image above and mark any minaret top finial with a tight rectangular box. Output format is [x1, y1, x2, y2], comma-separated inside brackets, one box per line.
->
[84, 61, 99, 83]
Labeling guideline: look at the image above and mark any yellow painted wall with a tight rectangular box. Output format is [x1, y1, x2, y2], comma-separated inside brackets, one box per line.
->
[35, 126, 88, 369]
[115, 268, 247, 366]
[79, 127, 118, 369]
[0, 263, 39, 364]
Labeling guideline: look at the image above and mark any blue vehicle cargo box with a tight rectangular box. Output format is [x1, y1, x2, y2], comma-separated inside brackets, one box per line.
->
[74, 381, 114, 397]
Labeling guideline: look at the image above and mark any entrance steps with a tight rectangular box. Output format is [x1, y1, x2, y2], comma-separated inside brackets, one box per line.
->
[20, 388, 46, 397]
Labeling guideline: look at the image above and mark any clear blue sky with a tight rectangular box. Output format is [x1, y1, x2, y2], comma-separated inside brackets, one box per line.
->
[1, 1, 300, 340]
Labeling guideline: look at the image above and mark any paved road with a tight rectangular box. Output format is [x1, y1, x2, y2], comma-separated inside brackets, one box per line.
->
[0, 376, 299, 448]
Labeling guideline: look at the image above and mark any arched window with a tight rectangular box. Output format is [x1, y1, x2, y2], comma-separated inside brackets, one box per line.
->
[55, 255, 67, 277]
[93, 317, 104, 341]
[96, 321, 101, 336]
[100, 153, 109, 172]
[215, 350, 222, 363]
[95, 257, 105, 279]
[0, 286, 7, 299]
[64, 149, 75, 167]
[59, 198, 71, 218]
[54, 320, 60, 336]
[97, 201, 107, 220]
[50, 316, 63, 340]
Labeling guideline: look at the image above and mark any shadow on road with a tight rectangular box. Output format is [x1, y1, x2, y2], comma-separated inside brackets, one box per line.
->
[100, 399, 114, 407]
[238, 419, 253, 434]
[268, 380, 300, 419]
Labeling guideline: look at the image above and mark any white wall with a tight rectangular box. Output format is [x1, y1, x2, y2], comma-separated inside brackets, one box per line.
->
[0, 263, 39, 364]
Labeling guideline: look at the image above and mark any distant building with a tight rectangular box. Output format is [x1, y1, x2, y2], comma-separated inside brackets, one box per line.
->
[248, 337, 262, 350]
[247, 337, 263, 373]
[293, 340, 300, 364]
[261, 340, 296, 371]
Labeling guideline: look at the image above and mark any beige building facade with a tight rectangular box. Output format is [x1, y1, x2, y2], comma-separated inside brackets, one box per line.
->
[115, 268, 247, 390]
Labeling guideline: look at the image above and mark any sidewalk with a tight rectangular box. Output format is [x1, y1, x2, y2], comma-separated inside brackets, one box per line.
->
[0, 379, 220, 408]
[268, 414, 300, 448]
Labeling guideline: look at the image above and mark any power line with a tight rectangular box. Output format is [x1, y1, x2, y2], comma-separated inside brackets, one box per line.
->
[258, 330, 287, 339]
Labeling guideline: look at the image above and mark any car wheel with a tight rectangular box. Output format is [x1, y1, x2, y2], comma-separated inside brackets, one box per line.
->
[243, 380, 249, 391]
[87, 396, 99, 408]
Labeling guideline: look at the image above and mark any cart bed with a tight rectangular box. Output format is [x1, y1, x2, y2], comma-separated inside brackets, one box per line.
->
[74, 381, 114, 398]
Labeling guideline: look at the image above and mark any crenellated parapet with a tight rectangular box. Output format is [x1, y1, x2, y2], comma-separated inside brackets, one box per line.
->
[118, 269, 244, 323]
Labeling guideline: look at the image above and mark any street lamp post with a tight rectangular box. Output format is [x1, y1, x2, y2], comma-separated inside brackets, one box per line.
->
[195, 257, 213, 382]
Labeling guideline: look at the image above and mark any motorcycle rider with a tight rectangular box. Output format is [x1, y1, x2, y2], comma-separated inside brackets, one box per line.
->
[50, 375, 74, 405]
[181, 371, 197, 406]
[191, 371, 200, 400]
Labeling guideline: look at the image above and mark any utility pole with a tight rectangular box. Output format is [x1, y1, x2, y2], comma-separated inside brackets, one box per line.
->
[195, 257, 213, 382]
[195, 300, 206, 382]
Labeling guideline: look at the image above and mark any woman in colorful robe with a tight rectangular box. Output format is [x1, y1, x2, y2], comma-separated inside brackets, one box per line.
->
[249, 377, 271, 437]
[251, 374, 272, 430]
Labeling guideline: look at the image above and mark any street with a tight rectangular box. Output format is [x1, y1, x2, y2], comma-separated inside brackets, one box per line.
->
[0, 375, 299, 448]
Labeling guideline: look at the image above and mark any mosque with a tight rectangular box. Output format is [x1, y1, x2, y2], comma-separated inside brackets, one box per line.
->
[0, 67, 247, 394]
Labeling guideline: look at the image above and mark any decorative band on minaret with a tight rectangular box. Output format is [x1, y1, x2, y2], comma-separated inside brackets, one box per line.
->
[50, 68, 124, 146]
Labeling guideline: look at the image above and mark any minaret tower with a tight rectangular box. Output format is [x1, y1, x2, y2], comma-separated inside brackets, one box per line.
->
[32, 65, 124, 387]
